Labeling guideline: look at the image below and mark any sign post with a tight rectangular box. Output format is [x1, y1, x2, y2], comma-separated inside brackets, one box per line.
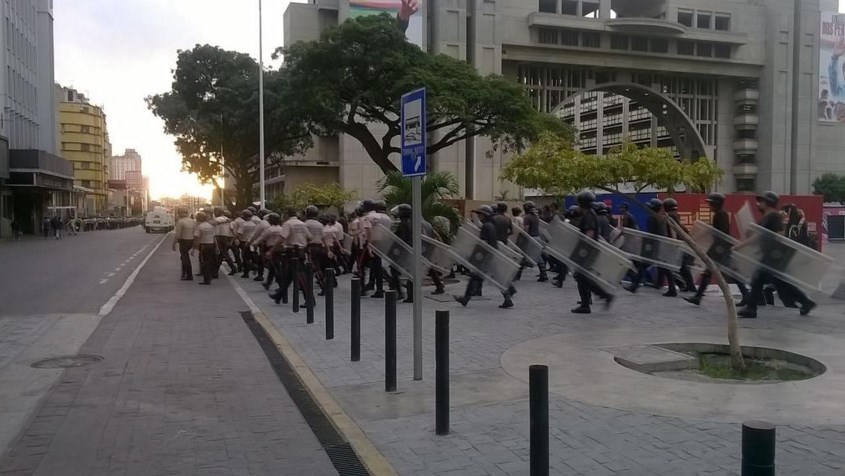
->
[401, 87, 426, 381]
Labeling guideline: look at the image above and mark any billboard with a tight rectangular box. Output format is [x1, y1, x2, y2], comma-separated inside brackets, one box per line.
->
[819, 12, 845, 122]
[349, 0, 424, 47]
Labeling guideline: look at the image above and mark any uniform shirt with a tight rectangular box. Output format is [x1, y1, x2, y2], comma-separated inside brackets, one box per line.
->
[396, 218, 412, 245]
[251, 219, 270, 245]
[597, 214, 612, 241]
[523, 212, 540, 237]
[214, 216, 233, 237]
[358, 213, 373, 243]
[280, 217, 311, 248]
[254, 224, 284, 248]
[667, 211, 689, 237]
[492, 213, 512, 243]
[305, 219, 324, 245]
[646, 214, 668, 237]
[232, 217, 244, 237]
[621, 211, 638, 230]
[371, 212, 392, 230]
[513, 216, 524, 233]
[175, 217, 196, 240]
[194, 221, 216, 245]
[324, 223, 344, 247]
[758, 210, 784, 233]
[348, 218, 360, 237]
[579, 208, 599, 240]
[479, 220, 499, 248]
[238, 219, 257, 242]
[251, 215, 262, 225]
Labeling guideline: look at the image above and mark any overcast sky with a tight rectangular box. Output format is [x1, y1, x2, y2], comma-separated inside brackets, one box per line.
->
[55, 0, 845, 200]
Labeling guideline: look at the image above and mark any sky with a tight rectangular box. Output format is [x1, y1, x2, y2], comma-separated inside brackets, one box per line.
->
[54, 0, 304, 201]
[55, 0, 845, 201]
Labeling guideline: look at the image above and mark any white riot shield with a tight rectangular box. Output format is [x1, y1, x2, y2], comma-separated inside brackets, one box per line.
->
[421, 235, 455, 275]
[735, 201, 754, 239]
[343, 233, 355, 252]
[369, 224, 413, 280]
[450, 226, 519, 292]
[689, 221, 754, 283]
[463, 221, 523, 265]
[510, 227, 544, 266]
[618, 227, 686, 272]
[543, 217, 632, 293]
[732, 223, 834, 293]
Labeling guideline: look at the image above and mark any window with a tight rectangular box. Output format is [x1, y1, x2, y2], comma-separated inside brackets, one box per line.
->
[610, 34, 628, 50]
[736, 178, 756, 192]
[538, 28, 559, 44]
[582, 1, 599, 17]
[697, 42, 713, 57]
[715, 14, 730, 31]
[539, 0, 556, 13]
[81, 143, 91, 151]
[650, 38, 669, 53]
[562, 0, 578, 15]
[81, 125, 90, 133]
[677, 41, 694, 55]
[678, 10, 694, 27]
[697, 11, 712, 29]
[81, 180, 91, 188]
[561, 30, 579, 46]
[581, 32, 600, 48]
[631, 37, 648, 52]
[714, 44, 731, 59]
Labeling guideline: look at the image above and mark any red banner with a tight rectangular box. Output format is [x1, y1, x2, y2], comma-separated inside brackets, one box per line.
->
[657, 193, 825, 251]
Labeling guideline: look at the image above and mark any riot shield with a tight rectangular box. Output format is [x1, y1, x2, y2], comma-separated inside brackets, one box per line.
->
[510, 227, 544, 266]
[542, 217, 633, 293]
[449, 226, 519, 292]
[732, 223, 833, 293]
[421, 235, 455, 275]
[369, 224, 414, 280]
[735, 201, 754, 240]
[689, 221, 754, 283]
[618, 227, 686, 272]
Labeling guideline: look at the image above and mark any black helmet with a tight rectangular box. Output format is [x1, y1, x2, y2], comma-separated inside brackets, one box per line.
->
[663, 198, 678, 212]
[705, 193, 725, 208]
[195, 211, 208, 222]
[373, 200, 387, 212]
[565, 205, 582, 219]
[223, 209, 232, 218]
[576, 190, 596, 207]
[247, 206, 257, 214]
[258, 208, 271, 218]
[496, 202, 508, 214]
[594, 202, 609, 214]
[354, 206, 365, 216]
[474, 205, 494, 218]
[361, 199, 375, 212]
[647, 198, 663, 212]
[213, 207, 224, 217]
[267, 213, 282, 225]
[756, 191, 779, 207]
[523, 201, 536, 211]
[396, 203, 412, 219]
[305, 205, 319, 218]
[242, 209, 253, 219]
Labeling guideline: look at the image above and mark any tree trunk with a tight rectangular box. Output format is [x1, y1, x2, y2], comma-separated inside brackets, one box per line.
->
[664, 218, 746, 371]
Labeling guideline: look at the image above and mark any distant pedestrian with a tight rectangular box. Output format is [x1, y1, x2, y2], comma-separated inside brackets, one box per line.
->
[42, 216, 51, 239]
[11, 219, 22, 240]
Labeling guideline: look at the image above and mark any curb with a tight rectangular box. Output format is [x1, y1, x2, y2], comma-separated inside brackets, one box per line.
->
[228, 276, 397, 476]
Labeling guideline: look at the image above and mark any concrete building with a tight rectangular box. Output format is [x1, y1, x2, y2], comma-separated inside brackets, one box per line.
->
[282, 0, 844, 200]
[109, 148, 143, 181]
[57, 85, 111, 215]
[0, 0, 66, 236]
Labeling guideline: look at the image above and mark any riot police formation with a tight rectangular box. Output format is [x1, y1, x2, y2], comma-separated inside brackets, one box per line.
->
[454, 205, 515, 309]
[570, 191, 614, 314]
[624, 198, 678, 297]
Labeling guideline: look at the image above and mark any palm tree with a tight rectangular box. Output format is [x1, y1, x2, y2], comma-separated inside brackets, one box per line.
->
[377, 170, 461, 240]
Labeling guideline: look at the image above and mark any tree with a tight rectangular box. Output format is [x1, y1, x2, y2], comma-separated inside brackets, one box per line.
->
[277, 14, 574, 175]
[377, 170, 461, 240]
[147, 44, 310, 209]
[502, 135, 746, 371]
[271, 182, 357, 212]
[812, 173, 845, 204]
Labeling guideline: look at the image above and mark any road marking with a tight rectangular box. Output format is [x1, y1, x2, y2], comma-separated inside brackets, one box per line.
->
[114, 268, 122, 272]
[99, 279, 109, 285]
[98, 233, 169, 317]
[107, 273, 115, 277]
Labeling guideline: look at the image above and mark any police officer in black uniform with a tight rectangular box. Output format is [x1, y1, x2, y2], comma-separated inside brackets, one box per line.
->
[571, 191, 614, 314]
[594, 202, 612, 241]
[521, 201, 549, 282]
[455, 205, 515, 309]
[624, 198, 677, 297]
[663, 198, 696, 292]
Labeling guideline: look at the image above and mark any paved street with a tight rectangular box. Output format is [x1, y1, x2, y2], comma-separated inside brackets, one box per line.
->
[0, 229, 337, 475]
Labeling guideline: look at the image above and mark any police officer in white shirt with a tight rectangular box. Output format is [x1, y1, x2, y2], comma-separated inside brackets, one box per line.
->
[191, 211, 217, 285]
[172, 207, 195, 280]
[304, 205, 326, 295]
[367, 200, 393, 298]
[268, 209, 311, 304]
[253, 212, 284, 290]
[237, 210, 258, 278]
[213, 208, 238, 276]
[250, 209, 271, 282]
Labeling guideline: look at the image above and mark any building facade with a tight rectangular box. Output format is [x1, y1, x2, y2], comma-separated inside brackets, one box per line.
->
[109, 148, 142, 181]
[57, 85, 111, 215]
[283, 0, 844, 201]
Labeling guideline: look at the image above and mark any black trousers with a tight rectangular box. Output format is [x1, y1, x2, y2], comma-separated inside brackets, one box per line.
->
[199, 244, 216, 284]
[745, 270, 810, 312]
[240, 243, 254, 276]
[216, 236, 236, 273]
[179, 239, 193, 279]
[693, 271, 750, 300]
[575, 272, 610, 307]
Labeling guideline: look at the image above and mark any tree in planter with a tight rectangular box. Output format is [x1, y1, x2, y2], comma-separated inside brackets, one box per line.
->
[276, 14, 574, 175]
[377, 170, 461, 241]
[812, 173, 845, 204]
[147, 44, 310, 210]
[270, 182, 357, 213]
[501, 135, 746, 370]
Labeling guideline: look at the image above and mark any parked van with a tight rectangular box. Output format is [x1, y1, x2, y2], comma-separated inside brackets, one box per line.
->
[145, 211, 174, 233]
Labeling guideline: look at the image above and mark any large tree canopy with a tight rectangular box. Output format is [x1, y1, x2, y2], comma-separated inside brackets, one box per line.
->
[812, 173, 845, 204]
[277, 14, 573, 174]
[147, 44, 310, 208]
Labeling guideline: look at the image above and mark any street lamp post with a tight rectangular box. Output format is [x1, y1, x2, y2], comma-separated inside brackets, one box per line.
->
[258, 0, 266, 209]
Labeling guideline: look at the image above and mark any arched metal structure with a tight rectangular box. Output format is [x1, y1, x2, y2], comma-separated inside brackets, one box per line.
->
[552, 82, 710, 161]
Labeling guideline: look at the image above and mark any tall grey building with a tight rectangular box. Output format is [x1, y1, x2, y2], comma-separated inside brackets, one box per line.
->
[282, 0, 844, 200]
[109, 148, 143, 181]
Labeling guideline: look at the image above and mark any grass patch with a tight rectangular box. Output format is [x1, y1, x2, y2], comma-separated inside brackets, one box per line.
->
[698, 353, 815, 381]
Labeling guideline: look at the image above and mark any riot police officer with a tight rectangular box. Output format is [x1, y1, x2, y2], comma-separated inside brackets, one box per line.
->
[663, 198, 696, 292]
[571, 191, 614, 314]
[455, 205, 515, 309]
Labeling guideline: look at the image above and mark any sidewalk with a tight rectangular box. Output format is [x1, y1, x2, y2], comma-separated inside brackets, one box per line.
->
[0, 244, 337, 475]
[234, 244, 845, 476]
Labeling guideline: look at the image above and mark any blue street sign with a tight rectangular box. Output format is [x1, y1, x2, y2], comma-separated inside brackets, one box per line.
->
[401, 88, 427, 177]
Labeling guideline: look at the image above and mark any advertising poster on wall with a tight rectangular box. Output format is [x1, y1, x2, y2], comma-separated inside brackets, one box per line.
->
[819, 11, 845, 122]
[349, 0, 424, 47]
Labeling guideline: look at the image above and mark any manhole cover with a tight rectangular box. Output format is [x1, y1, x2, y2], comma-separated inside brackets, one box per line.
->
[31, 355, 103, 369]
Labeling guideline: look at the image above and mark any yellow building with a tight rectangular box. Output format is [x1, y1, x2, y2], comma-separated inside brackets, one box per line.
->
[57, 86, 111, 215]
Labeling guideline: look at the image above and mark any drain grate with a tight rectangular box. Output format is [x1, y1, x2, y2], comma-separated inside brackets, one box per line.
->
[241, 312, 371, 475]
[31, 355, 103, 369]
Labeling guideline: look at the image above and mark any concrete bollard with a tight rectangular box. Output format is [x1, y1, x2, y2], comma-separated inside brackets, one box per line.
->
[325, 269, 334, 340]
[292, 258, 300, 313]
[529, 365, 549, 476]
[742, 421, 775, 476]
[351, 278, 361, 362]
[436, 310, 449, 435]
[385, 290, 397, 392]
[305, 262, 314, 324]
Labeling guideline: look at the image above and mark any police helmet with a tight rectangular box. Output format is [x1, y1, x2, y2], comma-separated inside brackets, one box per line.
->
[397, 203, 412, 219]
[354, 206, 365, 216]
[242, 209, 253, 220]
[374, 200, 387, 212]
[195, 211, 208, 222]
[663, 198, 678, 212]
[523, 201, 536, 211]
[565, 204, 582, 219]
[361, 199, 375, 212]
[266, 213, 282, 225]
[247, 206, 257, 214]
[223, 209, 232, 218]
[576, 190, 596, 207]
[305, 205, 319, 218]
[258, 208, 271, 218]
[705, 193, 726, 208]
[594, 202, 609, 214]
[647, 198, 663, 212]
[213, 207, 224, 217]
[473, 205, 494, 218]
[756, 191, 780, 207]
[496, 202, 508, 214]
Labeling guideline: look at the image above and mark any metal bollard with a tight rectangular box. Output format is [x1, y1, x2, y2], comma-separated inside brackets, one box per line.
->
[305, 262, 314, 324]
[325, 269, 334, 340]
[529, 365, 549, 476]
[351, 278, 361, 362]
[435, 310, 449, 435]
[385, 290, 397, 392]
[292, 258, 300, 313]
[742, 421, 775, 476]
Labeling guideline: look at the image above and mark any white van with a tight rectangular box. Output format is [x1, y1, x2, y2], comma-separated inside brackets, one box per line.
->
[145, 211, 174, 233]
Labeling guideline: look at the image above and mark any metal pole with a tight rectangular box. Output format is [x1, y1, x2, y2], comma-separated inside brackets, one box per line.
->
[530, 365, 550, 476]
[742, 421, 776, 476]
[385, 290, 397, 392]
[351, 278, 361, 362]
[258, 0, 266, 209]
[412, 176, 423, 380]
[305, 262, 314, 324]
[325, 268, 334, 340]
[292, 257, 300, 313]
[435, 310, 449, 435]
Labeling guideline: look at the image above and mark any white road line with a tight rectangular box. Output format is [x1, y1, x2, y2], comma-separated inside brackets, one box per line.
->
[107, 273, 115, 277]
[114, 268, 122, 272]
[99, 279, 109, 285]
[98, 233, 170, 317]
